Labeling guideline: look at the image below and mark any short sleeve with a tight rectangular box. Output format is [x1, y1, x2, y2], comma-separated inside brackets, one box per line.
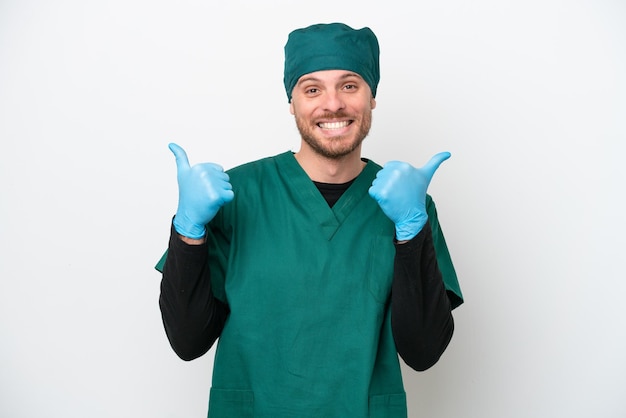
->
[155, 250, 167, 273]
[426, 195, 463, 309]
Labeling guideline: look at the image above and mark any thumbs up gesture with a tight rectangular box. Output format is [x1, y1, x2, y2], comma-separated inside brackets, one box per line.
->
[169, 143, 235, 239]
[369, 152, 450, 241]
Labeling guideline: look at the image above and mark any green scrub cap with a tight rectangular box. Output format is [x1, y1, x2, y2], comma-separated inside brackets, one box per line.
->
[283, 22, 380, 102]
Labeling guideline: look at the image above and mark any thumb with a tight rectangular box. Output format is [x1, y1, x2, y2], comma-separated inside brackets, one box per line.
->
[422, 151, 451, 179]
[168, 143, 190, 171]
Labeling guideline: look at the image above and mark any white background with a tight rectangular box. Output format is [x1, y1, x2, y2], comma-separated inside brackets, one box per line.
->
[1, 1, 625, 417]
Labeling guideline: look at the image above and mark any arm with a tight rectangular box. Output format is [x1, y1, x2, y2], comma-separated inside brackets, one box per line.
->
[368, 153, 456, 370]
[159, 223, 229, 361]
[391, 223, 454, 371]
[159, 143, 234, 360]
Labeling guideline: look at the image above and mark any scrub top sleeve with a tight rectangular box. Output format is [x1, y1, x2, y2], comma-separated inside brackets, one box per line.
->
[155, 250, 167, 272]
[426, 195, 464, 310]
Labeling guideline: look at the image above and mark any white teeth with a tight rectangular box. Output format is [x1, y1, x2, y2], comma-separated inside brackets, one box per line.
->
[319, 121, 349, 129]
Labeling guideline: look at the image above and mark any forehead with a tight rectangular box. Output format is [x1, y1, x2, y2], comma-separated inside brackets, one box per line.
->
[296, 70, 365, 85]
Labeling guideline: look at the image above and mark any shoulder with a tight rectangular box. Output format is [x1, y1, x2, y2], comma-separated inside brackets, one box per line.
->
[226, 152, 293, 182]
[362, 157, 383, 171]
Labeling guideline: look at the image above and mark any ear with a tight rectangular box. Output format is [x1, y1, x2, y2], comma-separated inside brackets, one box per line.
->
[370, 96, 376, 109]
[289, 100, 295, 115]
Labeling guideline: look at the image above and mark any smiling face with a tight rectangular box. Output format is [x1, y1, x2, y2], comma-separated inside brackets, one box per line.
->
[290, 70, 376, 160]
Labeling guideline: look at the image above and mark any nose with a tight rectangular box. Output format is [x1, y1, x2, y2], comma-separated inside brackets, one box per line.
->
[322, 90, 346, 113]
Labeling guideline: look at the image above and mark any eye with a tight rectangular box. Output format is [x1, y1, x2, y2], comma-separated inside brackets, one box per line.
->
[343, 83, 358, 91]
[305, 87, 319, 94]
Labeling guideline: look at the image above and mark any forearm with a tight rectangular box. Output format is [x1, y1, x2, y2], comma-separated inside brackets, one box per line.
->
[391, 222, 454, 371]
[159, 222, 229, 361]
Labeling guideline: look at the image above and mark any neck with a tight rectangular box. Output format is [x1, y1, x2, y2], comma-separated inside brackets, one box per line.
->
[294, 145, 366, 183]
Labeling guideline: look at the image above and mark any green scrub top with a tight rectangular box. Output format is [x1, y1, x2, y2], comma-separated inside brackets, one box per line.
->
[157, 152, 462, 418]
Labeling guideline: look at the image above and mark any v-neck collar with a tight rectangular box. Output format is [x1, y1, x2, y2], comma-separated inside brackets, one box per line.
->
[274, 151, 379, 241]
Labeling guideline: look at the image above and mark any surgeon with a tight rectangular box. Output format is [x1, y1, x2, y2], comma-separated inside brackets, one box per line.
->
[156, 22, 463, 417]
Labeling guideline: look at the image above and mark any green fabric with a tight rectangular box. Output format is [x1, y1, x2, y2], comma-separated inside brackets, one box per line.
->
[154, 152, 463, 417]
[207, 152, 404, 417]
[283, 22, 380, 101]
[425, 194, 464, 309]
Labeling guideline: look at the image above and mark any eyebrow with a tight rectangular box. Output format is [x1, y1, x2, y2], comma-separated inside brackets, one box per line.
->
[296, 72, 363, 86]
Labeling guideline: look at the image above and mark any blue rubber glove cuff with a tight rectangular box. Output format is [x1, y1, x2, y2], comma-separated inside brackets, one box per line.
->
[173, 213, 207, 240]
[395, 212, 428, 242]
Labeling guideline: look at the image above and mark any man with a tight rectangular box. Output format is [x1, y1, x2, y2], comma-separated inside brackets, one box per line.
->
[156, 22, 463, 417]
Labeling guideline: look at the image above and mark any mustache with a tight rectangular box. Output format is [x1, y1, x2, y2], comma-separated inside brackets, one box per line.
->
[316, 111, 352, 120]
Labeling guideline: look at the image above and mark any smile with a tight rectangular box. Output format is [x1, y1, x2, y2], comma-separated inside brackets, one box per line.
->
[317, 120, 352, 130]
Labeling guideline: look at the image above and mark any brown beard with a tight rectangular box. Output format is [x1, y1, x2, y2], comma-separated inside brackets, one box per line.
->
[295, 110, 372, 159]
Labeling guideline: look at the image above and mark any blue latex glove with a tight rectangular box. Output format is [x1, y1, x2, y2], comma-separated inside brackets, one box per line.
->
[369, 152, 451, 241]
[169, 143, 234, 239]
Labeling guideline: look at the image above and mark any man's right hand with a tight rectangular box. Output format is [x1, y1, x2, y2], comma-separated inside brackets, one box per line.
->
[169, 143, 234, 239]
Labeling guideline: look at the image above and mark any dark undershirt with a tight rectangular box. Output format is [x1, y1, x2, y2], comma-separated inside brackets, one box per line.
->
[313, 178, 356, 207]
[159, 182, 455, 370]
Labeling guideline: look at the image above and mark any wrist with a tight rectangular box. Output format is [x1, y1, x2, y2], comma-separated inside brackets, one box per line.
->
[395, 214, 427, 242]
[177, 234, 206, 245]
[173, 214, 206, 240]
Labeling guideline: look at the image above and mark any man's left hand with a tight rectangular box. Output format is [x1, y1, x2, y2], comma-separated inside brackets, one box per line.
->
[369, 152, 451, 241]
